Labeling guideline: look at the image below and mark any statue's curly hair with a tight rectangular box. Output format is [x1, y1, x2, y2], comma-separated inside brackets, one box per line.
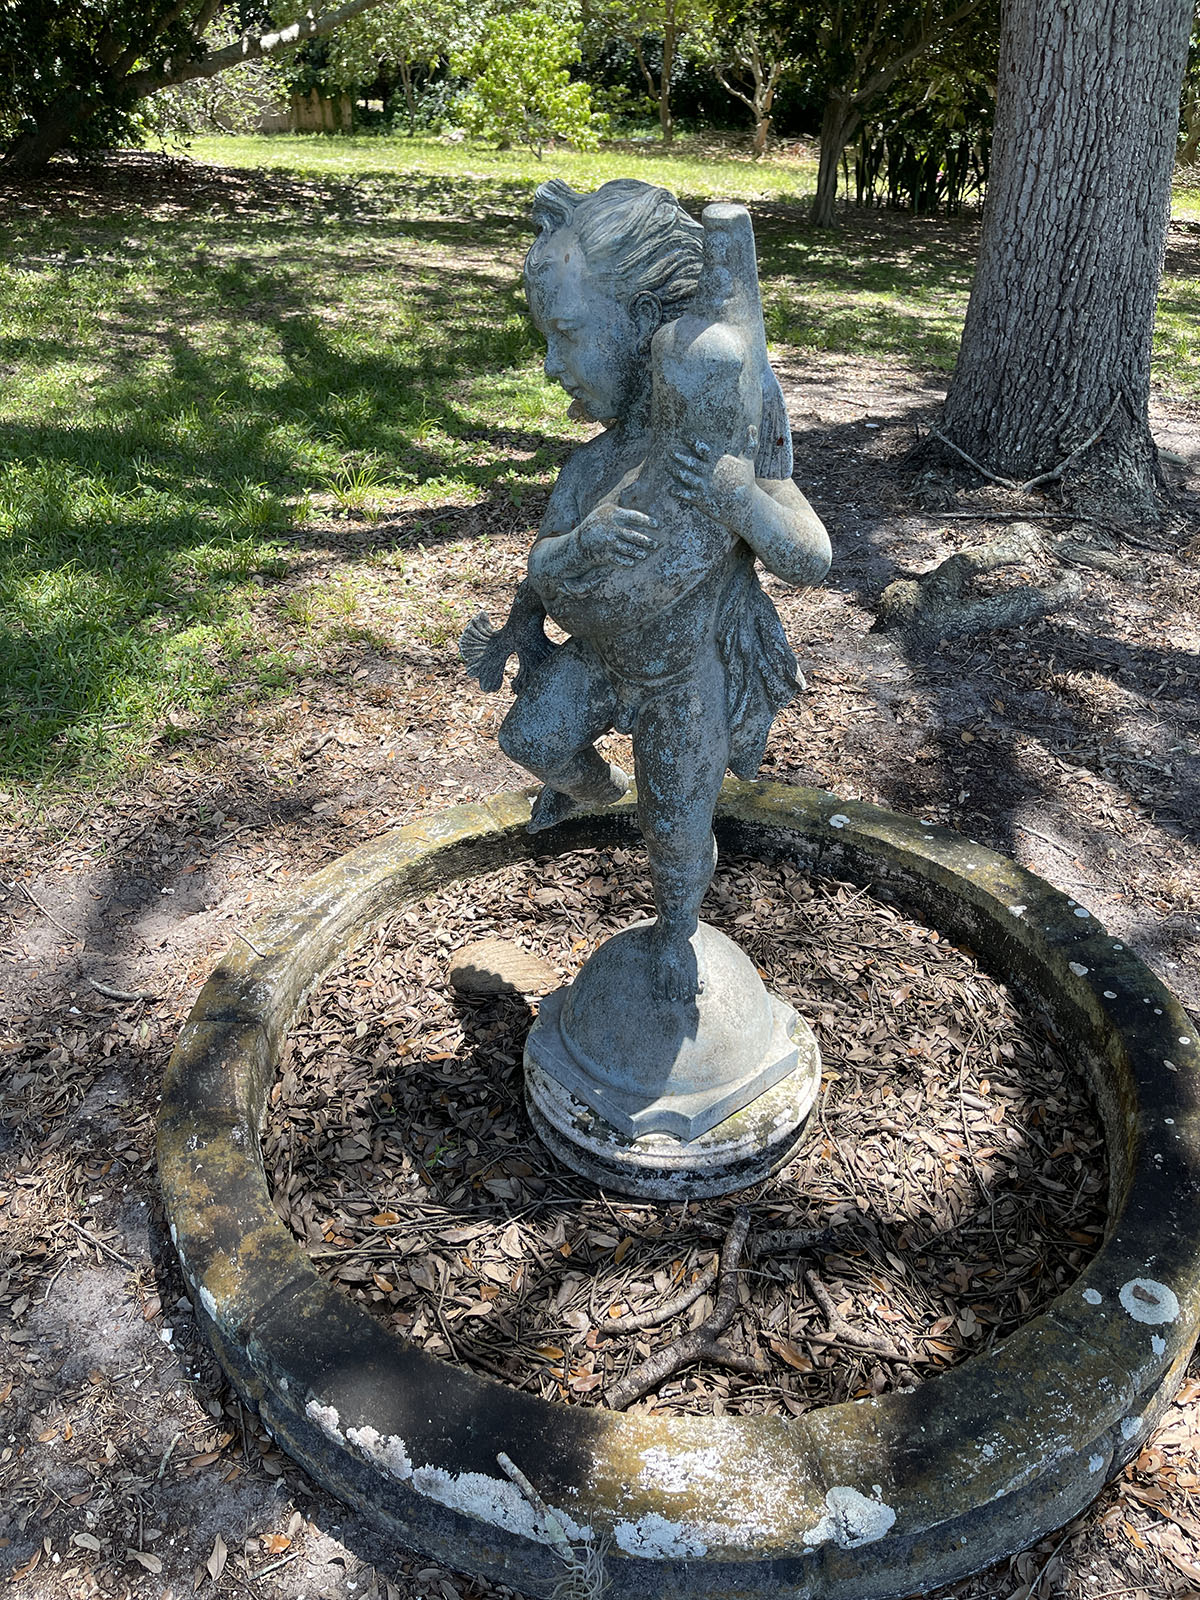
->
[526, 178, 704, 319]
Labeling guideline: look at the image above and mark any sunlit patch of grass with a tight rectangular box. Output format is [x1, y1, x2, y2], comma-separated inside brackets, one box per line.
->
[413, 596, 467, 648]
[319, 457, 392, 518]
[1172, 175, 1200, 223]
[1155, 276, 1200, 396]
[186, 132, 821, 210]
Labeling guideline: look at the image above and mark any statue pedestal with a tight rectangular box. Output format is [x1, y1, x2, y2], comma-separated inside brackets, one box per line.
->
[524, 920, 820, 1198]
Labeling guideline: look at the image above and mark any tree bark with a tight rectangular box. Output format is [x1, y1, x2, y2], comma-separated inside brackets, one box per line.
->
[937, 0, 1194, 524]
[811, 93, 859, 227]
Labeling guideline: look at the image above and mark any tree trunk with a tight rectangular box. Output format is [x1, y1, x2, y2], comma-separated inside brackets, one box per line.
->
[660, 18, 676, 145]
[1, 101, 87, 176]
[938, 0, 1194, 524]
[811, 93, 859, 227]
[399, 59, 416, 134]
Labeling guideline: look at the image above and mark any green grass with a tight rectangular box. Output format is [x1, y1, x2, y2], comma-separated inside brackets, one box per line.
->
[185, 131, 822, 204]
[0, 132, 1195, 795]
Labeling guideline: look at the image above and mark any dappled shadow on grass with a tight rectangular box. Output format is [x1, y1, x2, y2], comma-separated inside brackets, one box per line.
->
[755, 206, 979, 369]
[0, 169, 564, 786]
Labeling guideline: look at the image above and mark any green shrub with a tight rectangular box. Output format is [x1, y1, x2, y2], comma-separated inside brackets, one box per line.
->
[451, 10, 607, 158]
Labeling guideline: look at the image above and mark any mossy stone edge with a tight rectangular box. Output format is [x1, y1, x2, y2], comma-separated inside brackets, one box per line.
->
[158, 779, 1200, 1600]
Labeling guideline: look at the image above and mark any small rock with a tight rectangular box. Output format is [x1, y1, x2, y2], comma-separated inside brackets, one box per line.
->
[448, 938, 555, 996]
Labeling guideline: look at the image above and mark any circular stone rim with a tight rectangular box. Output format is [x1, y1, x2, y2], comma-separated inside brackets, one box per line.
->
[158, 780, 1200, 1600]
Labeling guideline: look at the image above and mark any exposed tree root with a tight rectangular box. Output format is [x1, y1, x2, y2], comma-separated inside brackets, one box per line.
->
[605, 1211, 766, 1408]
[803, 1269, 919, 1387]
[871, 522, 1082, 641]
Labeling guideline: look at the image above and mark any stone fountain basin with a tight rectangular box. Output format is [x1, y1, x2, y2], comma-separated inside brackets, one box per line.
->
[158, 780, 1200, 1600]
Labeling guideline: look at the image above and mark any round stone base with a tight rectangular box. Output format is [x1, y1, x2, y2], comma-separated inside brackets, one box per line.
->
[524, 1016, 821, 1199]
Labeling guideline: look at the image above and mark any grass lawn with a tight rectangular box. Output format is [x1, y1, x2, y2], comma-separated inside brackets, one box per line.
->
[0, 133, 1195, 799]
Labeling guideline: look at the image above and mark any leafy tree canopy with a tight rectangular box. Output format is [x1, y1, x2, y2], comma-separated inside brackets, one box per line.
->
[0, 0, 383, 172]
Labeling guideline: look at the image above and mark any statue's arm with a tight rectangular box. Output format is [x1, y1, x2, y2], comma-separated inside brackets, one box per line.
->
[740, 477, 832, 588]
[668, 442, 830, 588]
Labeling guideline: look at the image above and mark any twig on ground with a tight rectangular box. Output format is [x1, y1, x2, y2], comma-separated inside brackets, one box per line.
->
[497, 1451, 576, 1560]
[1013, 823, 1080, 858]
[753, 1226, 837, 1256]
[89, 977, 156, 1002]
[64, 1218, 135, 1269]
[602, 1255, 718, 1333]
[606, 1210, 765, 1408]
[156, 1430, 184, 1482]
[933, 510, 1079, 520]
[232, 926, 266, 958]
[9, 879, 77, 940]
[252, 1548, 304, 1581]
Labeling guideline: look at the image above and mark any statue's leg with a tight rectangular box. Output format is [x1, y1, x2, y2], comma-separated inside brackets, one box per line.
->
[498, 640, 626, 832]
[633, 657, 729, 1003]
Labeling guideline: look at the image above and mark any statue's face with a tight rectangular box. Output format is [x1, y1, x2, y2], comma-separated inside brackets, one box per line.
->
[525, 228, 651, 424]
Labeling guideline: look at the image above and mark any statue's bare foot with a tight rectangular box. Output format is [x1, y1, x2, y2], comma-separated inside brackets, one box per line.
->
[527, 764, 629, 834]
[527, 785, 578, 833]
[654, 927, 704, 1003]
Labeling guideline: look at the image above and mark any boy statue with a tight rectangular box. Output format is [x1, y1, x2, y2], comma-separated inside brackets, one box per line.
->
[461, 178, 831, 1007]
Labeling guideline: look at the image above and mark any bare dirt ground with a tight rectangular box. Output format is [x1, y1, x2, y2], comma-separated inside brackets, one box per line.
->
[2, 344, 1199, 1600]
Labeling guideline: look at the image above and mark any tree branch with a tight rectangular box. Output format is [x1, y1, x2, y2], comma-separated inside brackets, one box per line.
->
[713, 65, 756, 113]
[603, 1255, 719, 1334]
[125, 0, 383, 98]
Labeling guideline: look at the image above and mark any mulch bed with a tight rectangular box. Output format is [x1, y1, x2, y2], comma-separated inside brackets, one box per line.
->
[262, 843, 1106, 1418]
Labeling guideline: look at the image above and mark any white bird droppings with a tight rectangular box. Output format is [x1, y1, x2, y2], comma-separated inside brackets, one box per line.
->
[1083, 1288, 1103, 1306]
[1069, 962, 1089, 977]
[828, 814, 850, 829]
[1008, 905, 1027, 917]
[1153, 1336, 1167, 1355]
[1119, 1278, 1180, 1325]
[1073, 907, 1090, 918]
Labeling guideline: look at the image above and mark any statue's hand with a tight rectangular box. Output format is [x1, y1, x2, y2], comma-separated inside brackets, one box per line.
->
[667, 440, 754, 523]
[574, 504, 659, 568]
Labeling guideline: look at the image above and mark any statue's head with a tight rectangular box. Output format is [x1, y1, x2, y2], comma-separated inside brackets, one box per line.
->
[524, 178, 704, 425]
